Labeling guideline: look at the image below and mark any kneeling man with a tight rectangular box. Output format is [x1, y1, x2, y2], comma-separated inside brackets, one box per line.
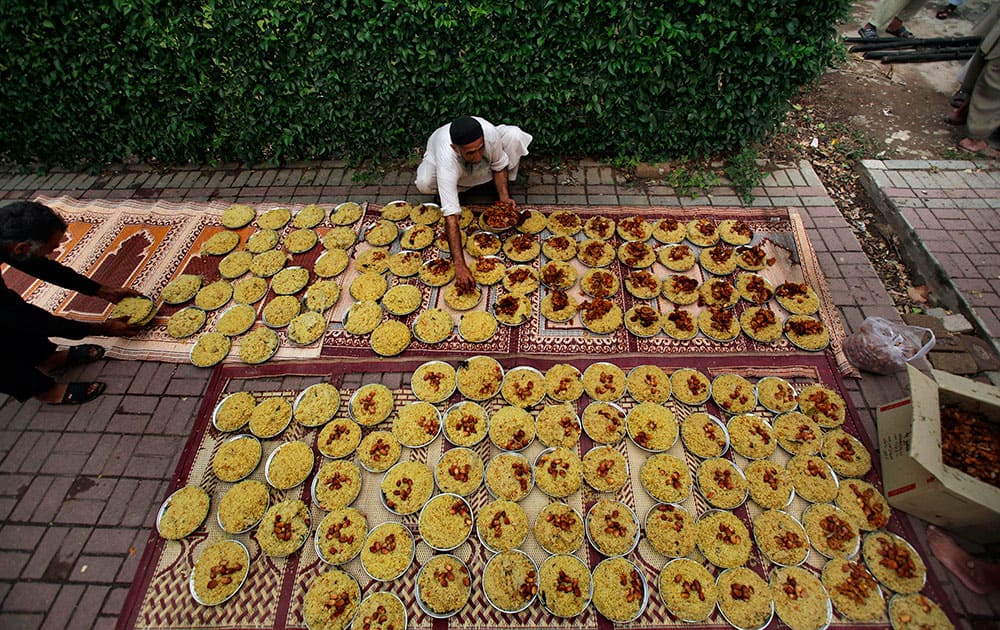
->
[0, 201, 142, 404]
[415, 116, 532, 290]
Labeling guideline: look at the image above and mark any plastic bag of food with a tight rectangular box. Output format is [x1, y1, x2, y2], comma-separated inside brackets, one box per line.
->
[843, 317, 935, 374]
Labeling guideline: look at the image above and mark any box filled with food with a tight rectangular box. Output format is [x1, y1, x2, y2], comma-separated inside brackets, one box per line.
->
[877, 365, 1000, 542]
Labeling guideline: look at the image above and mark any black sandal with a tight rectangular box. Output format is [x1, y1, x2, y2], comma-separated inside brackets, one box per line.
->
[64, 344, 106, 369]
[886, 25, 915, 38]
[936, 4, 957, 19]
[57, 382, 106, 405]
[950, 89, 970, 109]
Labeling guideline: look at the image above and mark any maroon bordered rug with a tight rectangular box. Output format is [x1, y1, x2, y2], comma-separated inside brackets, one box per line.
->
[118, 352, 950, 630]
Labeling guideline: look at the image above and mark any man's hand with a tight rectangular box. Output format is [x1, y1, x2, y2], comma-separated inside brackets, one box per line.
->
[453, 260, 475, 292]
[498, 195, 518, 210]
[95, 317, 142, 338]
[96, 285, 143, 304]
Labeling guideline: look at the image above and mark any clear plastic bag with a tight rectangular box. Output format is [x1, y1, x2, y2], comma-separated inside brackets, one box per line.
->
[843, 317, 936, 374]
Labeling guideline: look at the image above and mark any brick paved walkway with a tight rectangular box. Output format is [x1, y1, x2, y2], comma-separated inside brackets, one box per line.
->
[0, 159, 997, 628]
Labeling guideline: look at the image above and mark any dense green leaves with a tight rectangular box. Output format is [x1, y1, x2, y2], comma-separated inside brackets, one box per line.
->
[0, 0, 849, 167]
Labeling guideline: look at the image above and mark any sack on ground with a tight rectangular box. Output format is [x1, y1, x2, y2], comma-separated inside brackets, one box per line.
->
[843, 316, 935, 374]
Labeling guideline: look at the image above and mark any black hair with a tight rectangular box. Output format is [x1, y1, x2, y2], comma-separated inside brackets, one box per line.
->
[0, 201, 68, 245]
[449, 116, 484, 146]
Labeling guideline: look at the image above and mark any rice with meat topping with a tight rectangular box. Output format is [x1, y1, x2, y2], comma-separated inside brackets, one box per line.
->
[535, 403, 581, 448]
[820, 559, 884, 622]
[534, 447, 583, 498]
[836, 479, 890, 531]
[888, 593, 953, 630]
[582, 362, 626, 401]
[455, 355, 502, 400]
[349, 383, 394, 427]
[645, 503, 696, 557]
[787, 454, 838, 503]
[411, 360, 456, 403]
[711, 373, 757, 414]
[716, 567, 773, 630]
[434, 447, 484, 496]
[533, 503, 584, 554]
[583, 445, 628, 492]
[316, 508, 367, 564]
[658, 558, 717, 621]
[443, 401, 489, 447]
[586, 499, 638, 556]
[696, 510, 751, 569]
[797, 383, 846, 428]
[625, 402, 677, 451]
[670, 368, 711, 405]
[753, 510, 809, 567]
[757, 376, 798, 413]
[257, 498, 311, 557]
[802, 503, 859, 560]
[774, 412, 823, 455]
[820, 429, 871, 478]
[770, 566, 831, 630]
[316, 419, 362, 459]
[302, 569, 360, 630]
[361, 522, 413, 581]
[591, 557, 646, 622]
[191, 540, 249, 605]
[476, 498, 529, 552]
[501, 366, 545, 408]
[698, 457, 748, 509]
[582, 401, 626, 444]
[680, 412, 728, 458]
[483, 550, 537, 612]
[489, 406, 535, 451]
[640, 453, 692, 503]
[416, 555, 471, 616]
[538, 554, 591, 617]
[356, 431, 401, 473]
[544, 363, 583, 402]
[727, 413, 776, 459]
[392, 401, 440, 447]
[485, 452, 534, 501]
[745, 459, 794, 510]
[354, 592, 406, 630]
[313, 459, 362, 511]
[380, 461, 433, 515]
[626, 364, 671, 403]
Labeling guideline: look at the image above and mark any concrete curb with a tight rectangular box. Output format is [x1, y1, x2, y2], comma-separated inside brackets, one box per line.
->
[856, 161, 1000, 356]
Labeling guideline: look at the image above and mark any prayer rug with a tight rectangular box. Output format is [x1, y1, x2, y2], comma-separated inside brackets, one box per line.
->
[12, 198, 854, 375]
[118, 353, 952, 630]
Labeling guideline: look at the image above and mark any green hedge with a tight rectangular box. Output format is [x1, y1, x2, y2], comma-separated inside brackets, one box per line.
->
[0, 0, 849, 167]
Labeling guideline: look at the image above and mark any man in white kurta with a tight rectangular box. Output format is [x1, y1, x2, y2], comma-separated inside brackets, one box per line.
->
[415, 116, 532, 290]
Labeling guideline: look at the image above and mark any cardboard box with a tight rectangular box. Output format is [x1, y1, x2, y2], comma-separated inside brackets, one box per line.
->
[876, 365, 1000, 543]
